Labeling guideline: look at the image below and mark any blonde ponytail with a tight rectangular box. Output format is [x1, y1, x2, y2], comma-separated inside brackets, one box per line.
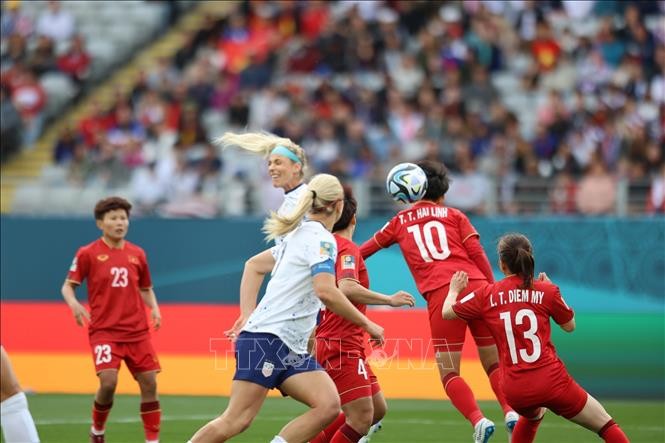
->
[263, 174, 343, 241]
[215, 131, 308, 176]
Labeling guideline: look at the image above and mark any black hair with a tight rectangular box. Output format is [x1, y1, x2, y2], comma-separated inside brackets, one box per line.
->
[498, 233, 535, 289]
[94, 196, 132, 220]
[416, 160, 450, 201]
[332, 185, 357, 232]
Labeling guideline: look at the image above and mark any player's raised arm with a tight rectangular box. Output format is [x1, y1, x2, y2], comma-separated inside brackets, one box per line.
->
[442, 271, 468, 319]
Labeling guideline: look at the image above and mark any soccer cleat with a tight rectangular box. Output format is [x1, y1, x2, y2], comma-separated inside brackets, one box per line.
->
[505, 411, 519, 438]
[358, 420, 383, 442]
[473, 418, 495, 443]
[89, 431, 105, 443]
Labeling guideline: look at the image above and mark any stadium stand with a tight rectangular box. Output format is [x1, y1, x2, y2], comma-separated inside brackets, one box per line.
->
[1, 0, 663, 216]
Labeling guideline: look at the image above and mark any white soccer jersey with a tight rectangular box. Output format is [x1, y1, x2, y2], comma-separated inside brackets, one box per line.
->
[275, 183, 308, 245]
[243, 220, 337, 354]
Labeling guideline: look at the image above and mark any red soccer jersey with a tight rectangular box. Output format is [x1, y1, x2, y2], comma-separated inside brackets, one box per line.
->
[452, 275, 575, 383]
[360, 201, 486, 295]
[316, 235, 369, 351]
[67, 238, 153, 343]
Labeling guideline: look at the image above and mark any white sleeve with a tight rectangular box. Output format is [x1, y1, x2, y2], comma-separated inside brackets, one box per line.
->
[304, 231, 337, 268]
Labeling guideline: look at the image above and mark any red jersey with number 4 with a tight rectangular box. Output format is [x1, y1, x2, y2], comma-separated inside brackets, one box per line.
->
[67, 238, 153, 343]
[452, 275, 574, 383]
[316, 235, 368, 351]
[360, 201, 486, 295]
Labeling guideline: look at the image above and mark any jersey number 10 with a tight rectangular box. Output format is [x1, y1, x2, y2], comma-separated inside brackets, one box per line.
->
[406, 221, 451, 262]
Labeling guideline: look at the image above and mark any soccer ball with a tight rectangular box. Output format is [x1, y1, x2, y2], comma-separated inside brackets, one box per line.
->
[386, 162, 428, 203]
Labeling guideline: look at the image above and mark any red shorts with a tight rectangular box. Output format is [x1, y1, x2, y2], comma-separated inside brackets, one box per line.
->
[426, 280, 495, 353]
[503, 370, 588, 419]
[316, 341, 381, 405]
[90, 338, 160, 376]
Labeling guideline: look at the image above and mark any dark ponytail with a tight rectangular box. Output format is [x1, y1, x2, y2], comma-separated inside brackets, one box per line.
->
[498, 233, 535, 289]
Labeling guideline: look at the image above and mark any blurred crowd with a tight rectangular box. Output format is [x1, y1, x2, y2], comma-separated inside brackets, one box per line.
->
[1, 0, 91, 159]
[29, 0, 665, 216]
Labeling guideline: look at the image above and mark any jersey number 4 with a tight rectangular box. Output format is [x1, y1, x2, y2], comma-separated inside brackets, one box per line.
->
[111, 267, 128, 287]
[500, 309, 542, 364]
[406, 221, 451, 262]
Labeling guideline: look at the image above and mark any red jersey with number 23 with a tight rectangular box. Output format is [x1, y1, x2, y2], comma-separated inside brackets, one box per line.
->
[316, 235, 368, 352]
[452, 275, 575, 385]
[361, 201, 486, 295]
[67, 238, 153, 343]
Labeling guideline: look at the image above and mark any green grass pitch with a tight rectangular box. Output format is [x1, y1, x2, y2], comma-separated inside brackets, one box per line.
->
[10, 394, 664, 442]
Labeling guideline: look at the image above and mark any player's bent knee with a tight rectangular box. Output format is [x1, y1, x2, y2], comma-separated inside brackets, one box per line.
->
[347, 408, 373, 433]
[319, 397, 342, 425]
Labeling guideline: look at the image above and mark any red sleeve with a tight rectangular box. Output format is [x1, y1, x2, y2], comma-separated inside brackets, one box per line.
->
[335, 244, 361, 283]
[67, 248, 89, 284]
[138, 250, 153, 289]
[452, 285, 486, 321]
[360, 218, 397, 259]
[464, 236, 495, 283]
[550, 285, 574, 325]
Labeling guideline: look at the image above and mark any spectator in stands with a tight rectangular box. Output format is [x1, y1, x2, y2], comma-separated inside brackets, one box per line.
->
[0, 84, 23, 162]
[53, 125, 79, 164]
[575, 154, 617, 215]
[446, 143, 492, 215]
[550, 172, 578, 214]
[531, 20, 561, 72]
[34, 0, 662, 217]
[10, 67, 46, 149]
[56, 34, 91, 86]
[27, 35, 57, 76]
[0, 1, 32, 39]
[646, 163, 665, 214]
[36, 0, 75, 44]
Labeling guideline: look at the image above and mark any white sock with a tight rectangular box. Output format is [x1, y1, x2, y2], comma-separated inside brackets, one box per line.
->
[146, 440, 159, 443]
[270, 436, 287, 443]
[0, 392, 40, 443]
[90, 426, 104, 436]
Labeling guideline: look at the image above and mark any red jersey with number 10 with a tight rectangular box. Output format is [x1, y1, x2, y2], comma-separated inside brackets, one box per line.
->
[67, 238, 153, 343]
[452, 275, 575, 384]
[316, 235, 369, 352]
[360, 201, 486, 295]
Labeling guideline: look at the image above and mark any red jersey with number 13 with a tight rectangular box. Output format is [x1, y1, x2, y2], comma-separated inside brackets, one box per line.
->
[361, 201, 486, 295]
[452, 275, 574, 384]
[67, 238, 153, 343]
[316, 235, 369, 352]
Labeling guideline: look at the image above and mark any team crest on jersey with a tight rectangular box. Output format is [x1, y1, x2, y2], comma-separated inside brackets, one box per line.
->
[128, 255, 139, 264]
[261, 361, 275, 377]
[69, 257, 78, 272]
[319, 241, 334, 257]
[341, 255, 355, 270]
[97, 254, 109, 262]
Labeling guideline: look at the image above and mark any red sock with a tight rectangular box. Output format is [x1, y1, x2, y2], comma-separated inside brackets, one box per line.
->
[92, 401, 113, 433]
[140, 401, 161, 441]
[486, 364, 512, 415]
[599, 420, 629, 443]
[311, 413, 346, 443]
[512, 416, 542, 443]
[330, 423, 364, 443]
[442, 372, 484, 426]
